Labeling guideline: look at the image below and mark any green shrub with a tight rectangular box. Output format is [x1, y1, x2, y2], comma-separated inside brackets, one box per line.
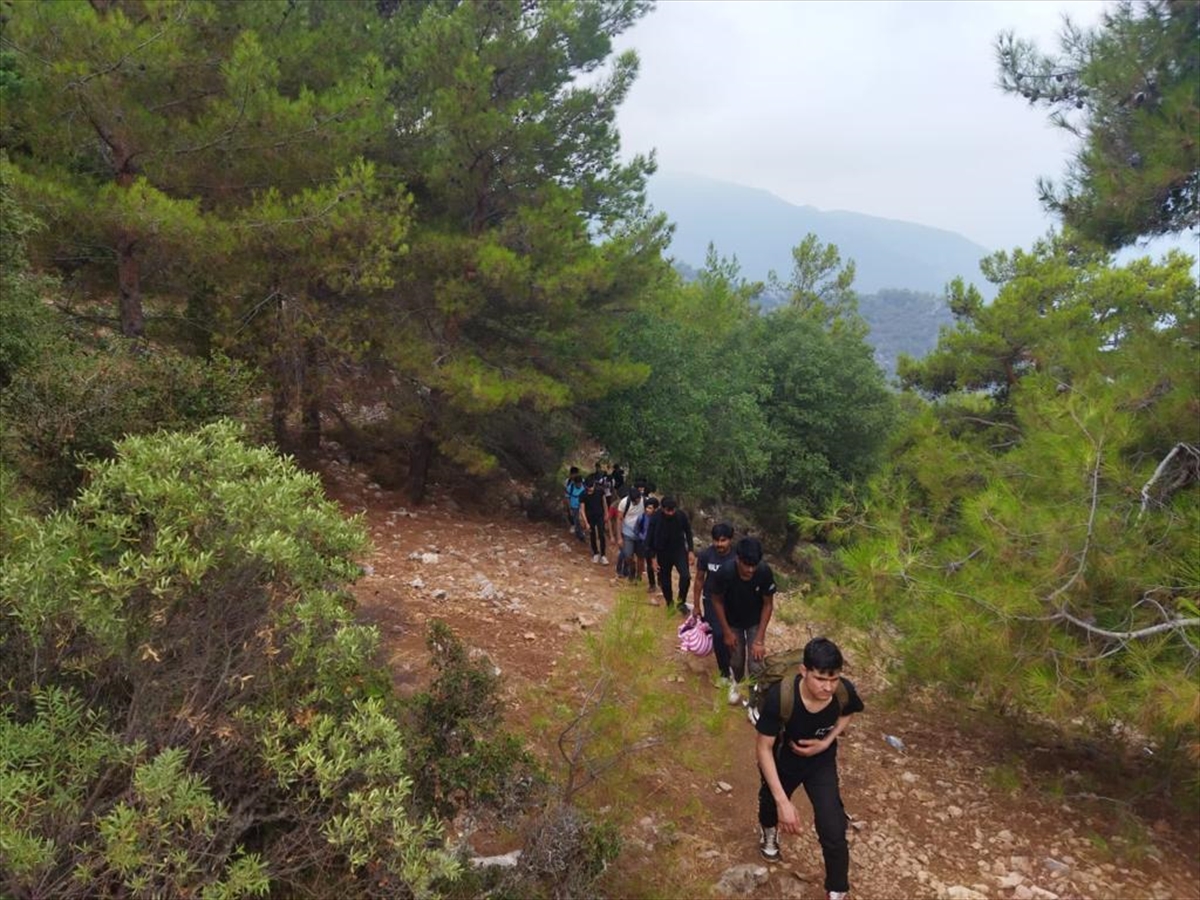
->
[405, 620, 544, 821]
[0, 421, 460, 898]
[0, 342, 260, 507]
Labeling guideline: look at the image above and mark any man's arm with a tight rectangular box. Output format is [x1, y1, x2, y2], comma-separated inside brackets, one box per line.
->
[790, 713, 854, 757]
[757, 732, 802, 833]
[751, 593, 773, 662]
[712, 592, 736, 651]
[692, 551, 705, 607]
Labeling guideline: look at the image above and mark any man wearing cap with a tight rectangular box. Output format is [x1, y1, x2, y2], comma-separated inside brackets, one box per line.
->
[648, 495, 694, 615]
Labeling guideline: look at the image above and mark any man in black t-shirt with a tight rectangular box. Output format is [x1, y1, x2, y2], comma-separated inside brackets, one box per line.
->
[692, 522, 736, 689]
[709, 537, 776, 684]
[754, 638, 863, 900]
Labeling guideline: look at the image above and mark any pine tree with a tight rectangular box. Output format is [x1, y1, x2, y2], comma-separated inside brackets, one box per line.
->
[996, 0, 1200, 248]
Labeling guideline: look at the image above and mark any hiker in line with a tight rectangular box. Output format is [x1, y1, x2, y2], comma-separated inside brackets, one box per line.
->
[709, 536, 776, 693]
[692, 522, 737, 699]
[606, 488, 623, 558]
[754, 637, 863, 900]
[617, 486, 644, 579]
[635, 495, 660, 596]
[649, 495, 694, 615]
[579, 477, 609, 565]
[564, 469, 586, 542]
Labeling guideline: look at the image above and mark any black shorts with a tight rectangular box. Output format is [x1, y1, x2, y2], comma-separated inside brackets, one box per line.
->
[635, 539, 649, 558]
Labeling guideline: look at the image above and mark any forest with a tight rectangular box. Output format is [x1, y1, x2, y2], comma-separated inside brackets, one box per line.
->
[1, 1, 1196, 897]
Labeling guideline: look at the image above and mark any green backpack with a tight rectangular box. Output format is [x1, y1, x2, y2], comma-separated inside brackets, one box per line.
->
[748, 649, 851, 731]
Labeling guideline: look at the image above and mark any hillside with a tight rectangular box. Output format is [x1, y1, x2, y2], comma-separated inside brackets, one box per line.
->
[648, 171, 996, 300]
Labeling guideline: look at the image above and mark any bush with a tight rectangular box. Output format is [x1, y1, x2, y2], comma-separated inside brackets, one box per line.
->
[0, 421, 460, 898]
[0, 342, 260, 508]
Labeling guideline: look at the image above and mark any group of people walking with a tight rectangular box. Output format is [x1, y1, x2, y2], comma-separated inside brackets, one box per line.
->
[561, 459, 863, 900]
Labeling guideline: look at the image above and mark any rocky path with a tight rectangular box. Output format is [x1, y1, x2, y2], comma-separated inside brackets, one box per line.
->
[330, 464, 1199, 900]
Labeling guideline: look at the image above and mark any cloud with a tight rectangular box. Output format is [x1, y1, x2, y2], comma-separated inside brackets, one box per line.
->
[613, 0, 1114, 251]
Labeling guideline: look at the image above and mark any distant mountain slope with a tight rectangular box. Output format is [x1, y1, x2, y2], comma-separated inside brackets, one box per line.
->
[648, 171, 995, 299]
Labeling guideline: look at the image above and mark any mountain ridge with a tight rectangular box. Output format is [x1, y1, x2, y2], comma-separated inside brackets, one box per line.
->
[646, 170, 995, 300]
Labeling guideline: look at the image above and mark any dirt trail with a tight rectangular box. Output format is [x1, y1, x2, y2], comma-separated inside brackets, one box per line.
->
[331, 465, 1199, 900]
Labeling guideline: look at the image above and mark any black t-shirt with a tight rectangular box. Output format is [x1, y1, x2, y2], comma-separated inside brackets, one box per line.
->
[754, 675, 864, 766]
[582, 489, 607, 522]
[711, 558, 776, 628]
[696, 544, 734, 597]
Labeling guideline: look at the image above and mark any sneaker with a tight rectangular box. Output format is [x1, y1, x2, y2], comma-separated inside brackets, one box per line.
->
[591, 554, 600, 563]
[600, 555, 608, 565]
[758, 825, 780, 861]
[727, 678, 741, 706]
[828, 893, 848, 900]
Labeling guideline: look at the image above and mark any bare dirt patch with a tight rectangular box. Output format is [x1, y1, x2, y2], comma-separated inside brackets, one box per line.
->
[329, 464, 1199, 900]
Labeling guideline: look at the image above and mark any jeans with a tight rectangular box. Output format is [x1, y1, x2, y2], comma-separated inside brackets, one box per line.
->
[568, 507, 584, 541]
[724, 623, 763, 683]
[757, 744, 849, 893]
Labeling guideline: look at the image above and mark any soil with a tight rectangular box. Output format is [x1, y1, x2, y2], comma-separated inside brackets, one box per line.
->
[328, 461, 1200, 900]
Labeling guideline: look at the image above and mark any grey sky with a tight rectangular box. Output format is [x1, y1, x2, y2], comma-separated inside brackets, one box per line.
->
[613, 0, 1117, 253]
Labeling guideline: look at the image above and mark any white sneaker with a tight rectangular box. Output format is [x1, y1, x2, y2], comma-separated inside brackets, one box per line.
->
[600, 555, 608, 565]
[759, 825, 780, 861]
[726, 678, 741, 706]
[828, 893, 849, 900]
[591, 554, 600, 563]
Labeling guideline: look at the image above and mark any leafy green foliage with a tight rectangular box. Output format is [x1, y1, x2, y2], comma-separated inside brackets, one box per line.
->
[996, 0, 1200, 247]
[404, 621, 543, 821]
[823, 240, 1200, 763]
[0, 422, 463, 898]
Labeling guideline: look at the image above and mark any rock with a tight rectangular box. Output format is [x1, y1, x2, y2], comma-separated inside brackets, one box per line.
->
[947, 804, 963, 817]
[997, 872, 1025, 888]
[996, 829, 1014, 845]
[1042, 857, 1070, 876]
[715, 864, 770, 895]
[942, 886, 987, 900]
[716, 781, 733, 793]
[1013, 887, 1034, 900]
[359, 563, 375, 576]
[469, 849, 521, 869]
[409, 577, 424, 588]
[1027, 888, 1059, 900]
[901, 771, 919, 784]
[432, 589, 448, 600]
[523, 632, 536, 641]
[420, 552, 440, 564]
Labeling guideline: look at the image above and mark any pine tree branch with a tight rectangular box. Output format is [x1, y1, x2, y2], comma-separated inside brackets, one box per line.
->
[1138, 442, 1200, 517]
[1054, 609, 1200, 642]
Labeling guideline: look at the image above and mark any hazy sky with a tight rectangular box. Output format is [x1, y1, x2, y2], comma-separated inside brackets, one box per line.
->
[612, 0, 1121, 253]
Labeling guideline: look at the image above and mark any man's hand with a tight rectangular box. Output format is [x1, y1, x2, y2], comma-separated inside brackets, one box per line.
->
[723, 631, 738, 651]
[775, 798, 802, 834]
[750, 639, 766, 662]
[788, 735, 833, 757]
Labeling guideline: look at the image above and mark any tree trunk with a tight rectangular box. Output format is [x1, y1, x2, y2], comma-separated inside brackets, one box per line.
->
[116, 230, 144, 337]
[407, 425, 435, 505]
[298, 337, 322, 459]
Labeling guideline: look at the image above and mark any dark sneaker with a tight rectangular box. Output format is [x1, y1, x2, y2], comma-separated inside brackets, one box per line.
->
[759, 825, 780, 861]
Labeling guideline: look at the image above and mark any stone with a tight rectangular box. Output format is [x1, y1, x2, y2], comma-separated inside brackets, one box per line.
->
[901, 771, 920, 783]
[715, 864, 770, 896]
[997, 872, 1025, 888]
[942, 886, 987, 900]
[716, 781, 733, 793]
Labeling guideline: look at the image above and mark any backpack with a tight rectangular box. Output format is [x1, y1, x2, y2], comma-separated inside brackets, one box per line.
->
[748, 648, 851, 732]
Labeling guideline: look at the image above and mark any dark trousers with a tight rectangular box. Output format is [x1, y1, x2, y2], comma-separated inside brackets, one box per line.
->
[587, 521, 607, 557]
[701, 594, 732, 677]
[757, 746, 849, 893]
[656, 548, 690, 606]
